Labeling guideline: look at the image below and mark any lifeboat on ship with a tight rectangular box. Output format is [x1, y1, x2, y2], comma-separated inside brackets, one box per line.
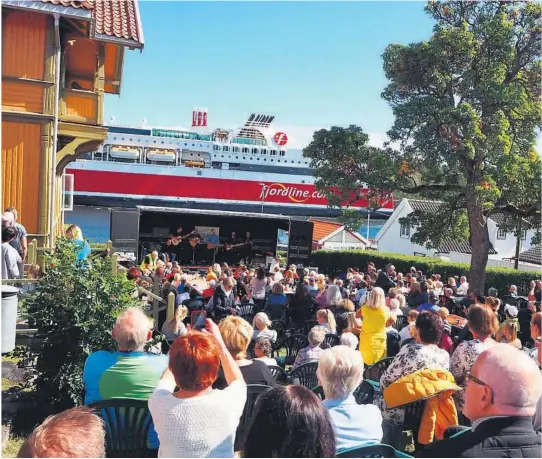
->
[146, 148, 176, 163]
[109, 145, 140, 160]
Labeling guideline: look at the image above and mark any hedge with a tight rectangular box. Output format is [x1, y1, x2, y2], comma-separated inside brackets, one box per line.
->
[311, 250, 540, 296]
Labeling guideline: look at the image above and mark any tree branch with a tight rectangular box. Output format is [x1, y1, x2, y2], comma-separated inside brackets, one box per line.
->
[487, 205, 542, 218]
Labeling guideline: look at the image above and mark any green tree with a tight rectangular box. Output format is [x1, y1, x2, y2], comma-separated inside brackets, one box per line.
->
[304, 1, 541, 291]
[14, 238, 140, 413]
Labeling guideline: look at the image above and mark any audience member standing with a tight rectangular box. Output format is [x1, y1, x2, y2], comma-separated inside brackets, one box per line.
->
[374, 264, 396, 295]
[358, 287, 389, 365]
[1, 225, 21, 279]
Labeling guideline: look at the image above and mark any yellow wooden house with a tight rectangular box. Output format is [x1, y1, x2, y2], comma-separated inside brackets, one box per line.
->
[1, 0, 144, 246]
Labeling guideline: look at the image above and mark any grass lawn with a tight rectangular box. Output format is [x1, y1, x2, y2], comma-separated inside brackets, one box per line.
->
[2, 436, 24, 458]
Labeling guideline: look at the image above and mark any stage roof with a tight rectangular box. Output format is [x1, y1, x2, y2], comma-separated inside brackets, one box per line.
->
[137, 205, 296, 221]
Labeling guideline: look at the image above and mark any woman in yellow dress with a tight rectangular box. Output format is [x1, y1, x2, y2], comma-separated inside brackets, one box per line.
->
[359, 287, 389, 365]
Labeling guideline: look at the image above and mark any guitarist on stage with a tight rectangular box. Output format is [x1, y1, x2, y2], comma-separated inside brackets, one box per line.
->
[242, 231, 253, 266]
[224, 231, 239, 265]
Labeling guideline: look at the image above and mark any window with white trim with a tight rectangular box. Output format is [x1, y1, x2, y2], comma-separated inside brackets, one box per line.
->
[400, 223, 410, 238]
[521, 229, 527, 240]
[62, 174, 74, 211]
[497, 228, 507, 240]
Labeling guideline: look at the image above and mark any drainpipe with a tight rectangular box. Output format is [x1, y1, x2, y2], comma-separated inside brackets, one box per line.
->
[49, 13, 61, 249]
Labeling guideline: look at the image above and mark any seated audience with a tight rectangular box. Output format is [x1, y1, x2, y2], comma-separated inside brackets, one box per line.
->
[377, 312, 450, 424]
[251, 312, 278, 343]
[359, 287, 389, 366]
[417, 290, 440, 314]
[389, 298, 403, 316]
[18, 407, 105, 458]
[253, 337, 278, 366]
[321, 284, 342, 311]
[354, 280, 368, 307]
[212, 277, 237, 321]
[316, 308, 337, 334]
[450, 304, 499, 413]
[288, 283, 317, 327]
[496, 320, 522, 349]
[83, 307, 167, 452]
[509, 284, 518, 296]
[418, 345, 542, 458]
[457, 276, 469, 296]
[265, 283, 288, 321]
[202, 279, 216, 298]
[484, 296, 500, 318]
[292, 326, 325, 369]
[182, 288, 205, 312]
[318, 346, 383, 452]
[385, 314, 401, 357]
[527, 312, 541, 366]
[161, 304, 188, 341]
[340, 332, 359, 350]
[213, 316, 276, 389]
[446, 277, 458, 296]
[335, 299, 355, 334]
[407, 281, 429, 308]
[438, 307, 452, 334]
[243, 385, 336, 457]
[399, 309, 419, 343]
[149, 321, 248, 458]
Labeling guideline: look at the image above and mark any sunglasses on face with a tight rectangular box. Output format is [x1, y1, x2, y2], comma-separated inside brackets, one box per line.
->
[466, 371, 494, 404]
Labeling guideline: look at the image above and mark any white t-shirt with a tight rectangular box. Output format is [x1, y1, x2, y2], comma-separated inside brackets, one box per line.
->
[250, 277, 267, 300]
[149, 379, 247, 458]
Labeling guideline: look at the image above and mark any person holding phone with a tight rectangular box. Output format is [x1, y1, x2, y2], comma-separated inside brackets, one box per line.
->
[149, 319, 247, 458]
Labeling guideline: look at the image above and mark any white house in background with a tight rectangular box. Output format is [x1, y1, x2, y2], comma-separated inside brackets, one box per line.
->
[310, 218, 368, 251]
[375, 198, 537, 260]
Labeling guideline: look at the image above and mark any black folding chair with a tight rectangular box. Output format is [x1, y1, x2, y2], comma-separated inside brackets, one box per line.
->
[271, 320, 287, 341]
[321, 333, 340, 349]
[288, 361, 319, 390]
[312, 385, 325, 400]
[272, 334, 309, 367]
[302, 319, 318, 335]
[89, 399, 153, 458]
[337, 443, 406, 458]
[382, 399, 426, 452]
[237, 304, 255, 324]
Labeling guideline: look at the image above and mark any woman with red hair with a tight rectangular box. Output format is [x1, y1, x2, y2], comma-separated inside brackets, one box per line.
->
[149, 319, 246, 458]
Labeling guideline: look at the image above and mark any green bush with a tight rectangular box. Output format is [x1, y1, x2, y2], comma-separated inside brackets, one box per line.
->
[12, 238, 140, 413]
[311, 250, 539, 295]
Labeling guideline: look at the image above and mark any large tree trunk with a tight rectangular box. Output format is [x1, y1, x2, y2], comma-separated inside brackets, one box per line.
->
[467, 193, 490, 293]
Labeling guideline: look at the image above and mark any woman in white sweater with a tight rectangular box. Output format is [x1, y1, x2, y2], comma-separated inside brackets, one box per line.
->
[148, 319, 247, 458]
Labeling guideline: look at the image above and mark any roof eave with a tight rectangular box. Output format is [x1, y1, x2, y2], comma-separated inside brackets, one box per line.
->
[3, 0, 92, 20]
[93, 33, 144, 50]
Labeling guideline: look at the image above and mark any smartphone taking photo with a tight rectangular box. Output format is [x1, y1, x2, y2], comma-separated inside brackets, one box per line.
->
[191, 310, 207, 331]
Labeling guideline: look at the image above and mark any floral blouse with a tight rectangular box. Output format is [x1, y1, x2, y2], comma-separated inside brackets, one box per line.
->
[450, 339, 493, 412]
[375, 343, 450, 424]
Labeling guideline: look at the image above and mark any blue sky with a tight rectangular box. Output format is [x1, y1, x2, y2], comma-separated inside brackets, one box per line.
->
[105, 1, 436, 149]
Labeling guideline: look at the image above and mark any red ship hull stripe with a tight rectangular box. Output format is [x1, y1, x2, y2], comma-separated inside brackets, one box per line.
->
[67, 168, 394, 209]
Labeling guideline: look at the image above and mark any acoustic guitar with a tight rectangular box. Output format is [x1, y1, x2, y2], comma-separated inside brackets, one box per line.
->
[224, 242, 246, 251]
[189, 235, 201, 248]
[171, 230, 196, 246]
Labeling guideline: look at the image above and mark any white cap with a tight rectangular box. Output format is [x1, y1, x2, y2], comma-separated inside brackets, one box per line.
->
[209, 280, 216, 287]
[504, 304, 518, 318]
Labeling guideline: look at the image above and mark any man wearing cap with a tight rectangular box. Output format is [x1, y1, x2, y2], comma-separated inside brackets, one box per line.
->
[202, 280, 216, 298]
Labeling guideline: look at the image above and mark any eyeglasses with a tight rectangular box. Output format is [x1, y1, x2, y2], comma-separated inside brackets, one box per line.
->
[466, 371, 494, 404]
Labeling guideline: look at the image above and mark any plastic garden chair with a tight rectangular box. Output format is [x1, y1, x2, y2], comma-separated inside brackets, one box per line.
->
[289, 361, 319, 389]
[364, 357, 394, 386]
[89, 399, 153, 458]
[337, 443, 412, 458]
[393, 316, 409, 332]
[353, 380, 375, 405]
[267, 365, 289, 384]
[321, 333, 340, 349]
[272, 333, 309, 367]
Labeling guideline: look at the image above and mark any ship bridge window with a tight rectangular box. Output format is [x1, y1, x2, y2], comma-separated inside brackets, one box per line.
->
[252, 148, 259, 154]
[213, 145, 220, 151]
[261, 149, 267, 155]
[270, 149, 277, 156]
[280, 150, 286, 156]
[223, 146, 229, 152]
[233, 146, 240, 153]
[242, 147, 249, 154]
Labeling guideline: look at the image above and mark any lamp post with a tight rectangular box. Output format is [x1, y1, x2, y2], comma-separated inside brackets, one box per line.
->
[260, 184, 268, 214]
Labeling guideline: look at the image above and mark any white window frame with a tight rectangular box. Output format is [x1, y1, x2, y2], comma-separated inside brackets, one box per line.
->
[62, 173, 74, 211]
[400, 222, 410, 239]
[521, 229, 527, 240]
[497, 228, 507, 240]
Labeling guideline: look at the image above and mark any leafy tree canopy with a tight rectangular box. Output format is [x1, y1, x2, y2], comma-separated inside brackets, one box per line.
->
[304, 1, 541, 289]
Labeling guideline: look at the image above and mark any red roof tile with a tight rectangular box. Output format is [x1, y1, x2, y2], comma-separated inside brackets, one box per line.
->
[41, 0, 143, 48]
[309, 218, 343, 242]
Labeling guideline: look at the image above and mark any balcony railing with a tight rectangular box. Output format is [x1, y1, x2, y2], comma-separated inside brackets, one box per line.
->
[60, 89, 101, 125]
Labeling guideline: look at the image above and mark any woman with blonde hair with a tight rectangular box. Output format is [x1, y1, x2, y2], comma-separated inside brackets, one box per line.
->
[358, 287, 389, 365]
[496, 320, 522, 349]
[161, 304, 188, 342]
[316, 309, 337, 335]
[252, 312, 278, 343]
[214, 316, 276, 390]
[335, 299, 355, 334]
[323, 284, 343, 311]
[65, 224, 91, 260]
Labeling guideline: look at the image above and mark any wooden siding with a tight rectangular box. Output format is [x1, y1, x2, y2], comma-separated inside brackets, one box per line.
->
[2, 81, 44, 113]
[2, 10, 46, 80]
[1, 121, 43, 233]
[61, 90, 98, 124]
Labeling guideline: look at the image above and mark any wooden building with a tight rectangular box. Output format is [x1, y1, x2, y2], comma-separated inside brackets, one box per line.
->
[1, 0, 144, 246]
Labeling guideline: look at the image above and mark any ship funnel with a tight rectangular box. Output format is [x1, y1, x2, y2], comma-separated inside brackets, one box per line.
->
[192, 107, 208, 127]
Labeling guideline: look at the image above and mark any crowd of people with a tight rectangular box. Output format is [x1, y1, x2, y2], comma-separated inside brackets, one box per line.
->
[16, 259, 542, 457]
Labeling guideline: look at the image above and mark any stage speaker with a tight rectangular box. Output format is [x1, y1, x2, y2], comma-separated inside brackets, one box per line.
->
[287, 220, 313, 268]
[110, 209, 140, 254]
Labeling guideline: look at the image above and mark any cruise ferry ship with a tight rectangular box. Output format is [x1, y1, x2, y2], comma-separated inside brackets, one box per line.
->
[66, 110, 394, 217]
